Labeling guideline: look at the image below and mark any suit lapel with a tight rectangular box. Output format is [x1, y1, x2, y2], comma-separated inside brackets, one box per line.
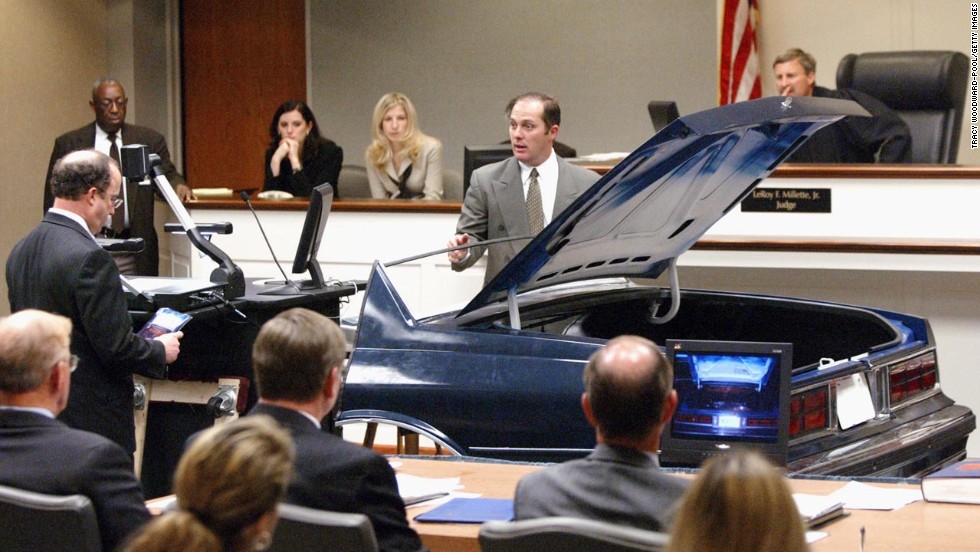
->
[553, 157, 577, 216]
[491, 158, 530, 235]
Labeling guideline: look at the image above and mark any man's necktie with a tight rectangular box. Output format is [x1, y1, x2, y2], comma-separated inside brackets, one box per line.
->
[107, 133, 126, 235]
[526, 168, 544, 233]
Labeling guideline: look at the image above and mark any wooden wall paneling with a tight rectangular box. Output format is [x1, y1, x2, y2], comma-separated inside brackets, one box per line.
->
[181, 0, 306, 190]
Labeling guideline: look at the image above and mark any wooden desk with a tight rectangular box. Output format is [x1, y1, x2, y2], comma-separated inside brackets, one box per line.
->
[395, 457, 980, 552]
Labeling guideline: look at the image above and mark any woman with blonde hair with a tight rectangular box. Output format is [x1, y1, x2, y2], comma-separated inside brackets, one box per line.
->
[365, 92, 444, 200]
[121, 416, 294, 552]
[668, 450, 809, 552]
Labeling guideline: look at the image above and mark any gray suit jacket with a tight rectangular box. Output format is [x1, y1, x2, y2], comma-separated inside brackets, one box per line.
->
[513, 444, 689, 532]
[452, 155, 599, 284]
[43, 122, 186, 276]
[366, 135, 444, 200]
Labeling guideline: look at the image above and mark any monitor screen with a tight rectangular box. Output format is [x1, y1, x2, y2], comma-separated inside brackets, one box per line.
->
[463, 145, 513, 197]
[259, 182, 333, 295]
[660, 339, 793, 467]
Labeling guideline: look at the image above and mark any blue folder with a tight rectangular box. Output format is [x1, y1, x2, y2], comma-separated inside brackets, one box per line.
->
[413, 497, 514, 523]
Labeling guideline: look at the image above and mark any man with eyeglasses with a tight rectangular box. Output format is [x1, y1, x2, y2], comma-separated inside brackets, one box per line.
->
[42, 77, 192, 276]
[0, 309, 152, 552]
[7, 149, 182, 455]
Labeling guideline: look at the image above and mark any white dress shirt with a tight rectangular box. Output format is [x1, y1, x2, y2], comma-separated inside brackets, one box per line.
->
[94, 125, 129, 228]
[518, 149, 559, 224]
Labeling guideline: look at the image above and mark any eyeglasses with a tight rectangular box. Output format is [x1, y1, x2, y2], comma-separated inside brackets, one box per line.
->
[98, 190, 124, 209]
[65, 354, 79, 373]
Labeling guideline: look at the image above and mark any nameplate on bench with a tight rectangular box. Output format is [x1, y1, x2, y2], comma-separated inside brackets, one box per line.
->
[740, 188, 831, 213]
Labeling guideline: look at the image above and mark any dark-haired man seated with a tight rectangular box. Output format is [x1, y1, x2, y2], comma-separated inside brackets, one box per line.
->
[513, 335, 690, 532]
[0, 309, 151, 551]
[247, 308, 426, 552]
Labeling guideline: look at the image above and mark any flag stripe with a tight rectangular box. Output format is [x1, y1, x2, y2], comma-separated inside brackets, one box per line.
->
[720, 0, 761, 105]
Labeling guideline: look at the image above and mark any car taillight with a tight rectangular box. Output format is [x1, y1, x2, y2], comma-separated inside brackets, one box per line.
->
[789, 386, 830, 438]
[888, 352, 938, 406]
[674, 413, 712, 424]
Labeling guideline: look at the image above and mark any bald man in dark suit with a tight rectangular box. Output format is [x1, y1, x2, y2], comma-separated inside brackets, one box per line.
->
[10, 150, 182, 453]
[43, 78, 191, 276]
[0, 309, 151, 551]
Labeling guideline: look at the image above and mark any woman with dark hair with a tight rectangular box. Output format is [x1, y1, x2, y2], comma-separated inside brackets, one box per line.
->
[120, 416, 294, 552]
[264, 99, 343, 197]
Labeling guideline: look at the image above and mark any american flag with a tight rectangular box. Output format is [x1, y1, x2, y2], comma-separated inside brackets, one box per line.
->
[719, 0, 762, 105]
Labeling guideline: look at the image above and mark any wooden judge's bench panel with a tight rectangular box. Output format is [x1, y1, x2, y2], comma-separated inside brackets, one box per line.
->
[157, 165, 980, 457]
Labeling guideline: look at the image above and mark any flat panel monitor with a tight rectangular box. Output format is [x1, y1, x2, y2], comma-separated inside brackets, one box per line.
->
[259, 182, 333, 295]
[660, 339, 793, 467]
[647, 101, 680, 133]
[463, 145, 513, 197]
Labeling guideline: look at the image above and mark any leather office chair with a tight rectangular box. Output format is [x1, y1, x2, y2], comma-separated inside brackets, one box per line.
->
[269, 503, 379, 552]
[443, 169, 465, 200]
[338, 164, 372, 199]
[836, 50, 969, 163]
[0, 484, 101, 552]
[479, 517, 670, 552]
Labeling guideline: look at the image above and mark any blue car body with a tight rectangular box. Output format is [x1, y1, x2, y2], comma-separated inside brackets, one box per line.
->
[339, 97, 975, 476]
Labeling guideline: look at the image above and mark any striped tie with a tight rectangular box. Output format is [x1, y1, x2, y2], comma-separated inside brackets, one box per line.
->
[526, 168, 544, 233]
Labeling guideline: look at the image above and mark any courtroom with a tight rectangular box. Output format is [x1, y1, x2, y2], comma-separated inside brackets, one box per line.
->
[1, 2, 979, 551]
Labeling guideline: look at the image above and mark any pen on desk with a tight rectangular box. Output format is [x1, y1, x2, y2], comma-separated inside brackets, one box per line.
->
[404, 492, 449, 506]
[860, 525, 865, 552]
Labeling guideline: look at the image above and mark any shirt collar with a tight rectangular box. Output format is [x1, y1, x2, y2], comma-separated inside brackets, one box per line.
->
[297, 409, 322, 429]
[48, 207, 97, 241]
[0, 406, 56, 419]
[517, 148, 558, 184]
[94, 124, 122, 142]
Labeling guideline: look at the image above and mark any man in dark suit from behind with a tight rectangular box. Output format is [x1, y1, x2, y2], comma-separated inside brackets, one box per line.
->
[7, 150, 182, 454]
[43, 78, 192, 276]
[513, 335, 690, 532]
[248, 308, 426, 552]
[0, 309, 151, 552]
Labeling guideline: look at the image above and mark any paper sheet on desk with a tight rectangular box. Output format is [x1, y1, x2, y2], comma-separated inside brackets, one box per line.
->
[396, 473, 464, 507]
[827, 480, 922, 510]
[191, 187, 234, 199]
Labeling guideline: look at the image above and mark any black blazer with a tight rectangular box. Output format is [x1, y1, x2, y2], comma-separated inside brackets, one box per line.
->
[6, 212, 166, 452]
[0, 410, 151, 552]
[43, 122, 186, 276]
[248, 403, 425, 552]
[264, 136, 343, 198]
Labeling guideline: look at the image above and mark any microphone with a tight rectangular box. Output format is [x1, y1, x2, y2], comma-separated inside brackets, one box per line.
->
[240, 191, 294, 287]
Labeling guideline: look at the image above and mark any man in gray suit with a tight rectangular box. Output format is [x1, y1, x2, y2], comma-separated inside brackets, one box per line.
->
[448, 92, 599, 284]
[513, 335, 689, 532]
